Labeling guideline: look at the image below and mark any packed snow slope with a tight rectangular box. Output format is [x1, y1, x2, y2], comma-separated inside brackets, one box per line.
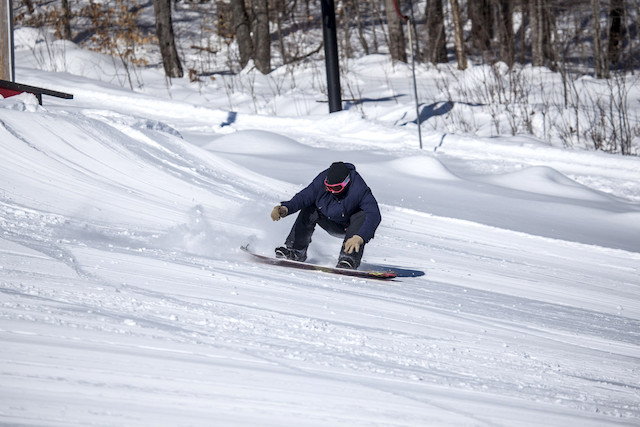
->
[2, 46, 640, 425]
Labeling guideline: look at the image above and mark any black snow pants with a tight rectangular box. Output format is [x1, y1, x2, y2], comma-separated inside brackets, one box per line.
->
[285, 205, 366, 266]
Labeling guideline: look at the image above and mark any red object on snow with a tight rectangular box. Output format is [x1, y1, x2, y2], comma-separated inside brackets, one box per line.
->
[0, 86, 22, 99]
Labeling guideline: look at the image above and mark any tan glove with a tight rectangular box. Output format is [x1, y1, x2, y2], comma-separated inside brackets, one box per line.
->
[344, 235, 364, 254]
[270, 205, 288, 221]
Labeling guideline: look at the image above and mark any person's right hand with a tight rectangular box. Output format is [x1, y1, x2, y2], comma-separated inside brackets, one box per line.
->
[344, 235, 364, 253]
[270, 205, 288, 221]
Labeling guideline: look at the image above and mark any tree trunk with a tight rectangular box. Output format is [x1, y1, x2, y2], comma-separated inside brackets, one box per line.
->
[274, 0, 287, 63]
[252, 0, 271, 74]
[59, 0, 72, 40]
[152, 0, 183, 78]
[530, 0, 543, 66]
[340, 1, 353, 58]
[468, 0, 491, 54]
[384, 0, 407, 63]
[607, 0, 625, 68]
[352, 0, 369, 55]
[426, 0, 447, 63]
[369, 0, 381, 53]
[493, 0, 514, 67]
[591, 0, 607, 78]
[530, 0, 557, 69]
[0, 0, 11, 81]
[231, 0, 253, 69]
[449, 0, 467, 70]
[543, 1, 556, 67]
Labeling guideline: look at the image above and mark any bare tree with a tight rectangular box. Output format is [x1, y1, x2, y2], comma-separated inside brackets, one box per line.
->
[607, 0, 625, 68]
[384, 0, 407, 63]
[230, 0, 270, 74]
[530, 0, 544, 66]
[634, 0, 640, 70]
[542, 1, 558, 70]
[231, 0, 253, 69]
[450, 0, 467, 69]
[273, 0, 287, 62]
[591, 0, 608, 78]
[426, 0, 447, 64]
[152, 0, 183, 78]
[252, 0, 270, 73]
[0, 0, 10, 80]
[468, 0, 491, 55]
[59, 0, 72, 40]
[492, 0, 513, 67]
[340, 1, 354, 58]
[349, 0, 370, 55]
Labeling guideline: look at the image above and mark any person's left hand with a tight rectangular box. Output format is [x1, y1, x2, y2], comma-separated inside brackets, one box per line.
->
[344, 235, 364, 253]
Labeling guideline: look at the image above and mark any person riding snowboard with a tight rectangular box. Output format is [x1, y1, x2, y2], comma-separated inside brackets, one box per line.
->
[270, 161, 381, 269]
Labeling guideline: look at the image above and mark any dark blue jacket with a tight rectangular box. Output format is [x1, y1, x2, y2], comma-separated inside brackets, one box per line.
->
[281, 163, 381, 242]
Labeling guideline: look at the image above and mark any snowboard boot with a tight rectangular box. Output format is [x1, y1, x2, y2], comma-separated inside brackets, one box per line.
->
[336, 244, 364, 270]
[336, 258, 356, 269]
[336, 254, 362, 270]
[275, 246, 307, 262]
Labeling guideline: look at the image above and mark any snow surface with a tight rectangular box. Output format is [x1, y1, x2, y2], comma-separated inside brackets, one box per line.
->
[1, 32, 640, 426]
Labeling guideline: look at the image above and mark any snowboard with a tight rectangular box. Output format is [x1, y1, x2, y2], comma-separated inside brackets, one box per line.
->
[241, 245, 398, 280]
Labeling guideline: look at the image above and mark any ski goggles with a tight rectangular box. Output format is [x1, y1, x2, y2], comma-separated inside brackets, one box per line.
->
[324, 175, 351, 193]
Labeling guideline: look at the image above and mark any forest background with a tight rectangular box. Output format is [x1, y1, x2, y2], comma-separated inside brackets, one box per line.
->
[9, 0, 640, 154]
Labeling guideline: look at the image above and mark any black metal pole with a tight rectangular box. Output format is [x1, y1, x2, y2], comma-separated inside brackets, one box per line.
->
[320, 0, 342, 113]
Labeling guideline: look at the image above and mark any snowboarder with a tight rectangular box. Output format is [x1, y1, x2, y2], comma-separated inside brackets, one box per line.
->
[270, 161, 381, 269]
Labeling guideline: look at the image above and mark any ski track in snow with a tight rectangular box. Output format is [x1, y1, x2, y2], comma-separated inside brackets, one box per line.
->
[1, 70, 640, 425]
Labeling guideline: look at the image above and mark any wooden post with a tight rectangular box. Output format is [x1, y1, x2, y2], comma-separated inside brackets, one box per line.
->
[0, 0, 13, 81]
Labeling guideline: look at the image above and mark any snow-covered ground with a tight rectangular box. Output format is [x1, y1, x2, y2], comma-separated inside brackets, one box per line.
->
[1, 32, 640, 426]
